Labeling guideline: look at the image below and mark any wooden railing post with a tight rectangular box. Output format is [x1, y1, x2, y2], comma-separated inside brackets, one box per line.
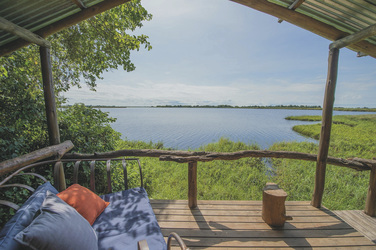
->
[365, 165, 376, 216]
[188, 161, 197, 209]
[53, 161, 66, 192]
[311, 47, 339, 208]
[40, 46, 60, 146]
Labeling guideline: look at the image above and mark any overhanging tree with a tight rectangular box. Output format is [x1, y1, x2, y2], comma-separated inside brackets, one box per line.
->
[0, 0, 152, 161]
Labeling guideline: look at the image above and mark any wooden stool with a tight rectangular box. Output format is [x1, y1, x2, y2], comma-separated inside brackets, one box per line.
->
[262, 182, 293, 227]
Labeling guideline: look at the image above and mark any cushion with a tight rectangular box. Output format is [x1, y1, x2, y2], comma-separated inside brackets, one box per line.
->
[57, 184, 109, 225]
[0, 182, 58, 250]
[93, 187, 167, 250]
[14, 191, 98, 250]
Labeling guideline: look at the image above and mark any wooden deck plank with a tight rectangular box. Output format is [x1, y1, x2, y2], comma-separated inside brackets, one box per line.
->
[170, 247, 376, 250]
[158, 221, 354, 230]
[151, 199, 313, 207]
[334, 210, 376, 243]
[166, 236, 374, 247]
[156, 214, 341, 223]
[151, 203, 320, 211]
[153, 208, 331, 217]
[161, 228, 363, 238]
[152, 200, 376, 249]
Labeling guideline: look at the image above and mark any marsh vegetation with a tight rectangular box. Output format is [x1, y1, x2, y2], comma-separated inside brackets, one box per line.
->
[114, 114, 376, 210]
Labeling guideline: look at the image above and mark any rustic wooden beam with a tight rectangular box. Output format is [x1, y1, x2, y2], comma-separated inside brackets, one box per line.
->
[365, 165, 376, 217]
[231, 0, 376, 58]
[311, 48, 340, 208]
[40, 46, 60, 145]
[71, 0, 87, 10]
[159, 150, 372, 171]
[188, 161, 198, 209]
[0, 0, 131, 56]
[0, 141, 74, 176]
[63, 147, 375, 171]
[330, 23, 376, 50]
[0, 17, 51, 48]
[64, 149, 207, 159]
[278, 0, 305, 23]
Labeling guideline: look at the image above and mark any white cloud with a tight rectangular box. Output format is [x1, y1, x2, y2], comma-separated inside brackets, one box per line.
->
[63, 0, 376, 108]
[65, 76, 326, 107]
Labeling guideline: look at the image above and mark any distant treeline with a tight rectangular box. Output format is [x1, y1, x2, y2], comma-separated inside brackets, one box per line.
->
[155, 104, 321, 109]
[61, 104, 376, 112]
[155, 105, 376, 112]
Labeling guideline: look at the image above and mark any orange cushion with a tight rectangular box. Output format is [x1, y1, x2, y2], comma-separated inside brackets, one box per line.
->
[57, 184, 109, 225]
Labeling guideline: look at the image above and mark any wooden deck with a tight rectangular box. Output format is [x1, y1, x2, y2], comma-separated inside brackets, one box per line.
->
[150, 200, 376, 249]
[333, 210, 376, 244]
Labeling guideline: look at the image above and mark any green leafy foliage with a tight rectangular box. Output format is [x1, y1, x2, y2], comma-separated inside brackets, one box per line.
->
[0, 0, 151, 162]
[0, 171, 48, 227]
[58, 104, 122, 190]
[0, 47, 49, 161]
[0, 0, 151, 226]
[59, 104, 121, 153]
[0, 104, 121, 227]
[50, 1, 152, 91]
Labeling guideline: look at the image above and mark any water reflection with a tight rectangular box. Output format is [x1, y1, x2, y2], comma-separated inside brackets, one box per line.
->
[101, 108, 374, 150]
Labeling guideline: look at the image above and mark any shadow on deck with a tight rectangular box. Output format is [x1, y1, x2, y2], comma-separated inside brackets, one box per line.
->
[150, 200, 376, 249]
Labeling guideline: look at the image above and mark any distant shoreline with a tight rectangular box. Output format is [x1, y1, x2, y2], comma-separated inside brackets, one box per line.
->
[63, 104, 376, 112]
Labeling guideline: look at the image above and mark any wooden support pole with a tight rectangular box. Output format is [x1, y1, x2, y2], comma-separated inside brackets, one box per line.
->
[40, 46, 60, 146]
[53, 161, 66, 192]
[90, 161, 96, 193]
[311, 48, 339, 208]
[365, 165, 376, 217]
[188, 161, 197, 209]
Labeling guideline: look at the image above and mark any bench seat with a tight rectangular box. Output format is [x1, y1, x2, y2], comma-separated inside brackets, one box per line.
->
[94, 187, 166, 250]
[0, 183, 167, 250]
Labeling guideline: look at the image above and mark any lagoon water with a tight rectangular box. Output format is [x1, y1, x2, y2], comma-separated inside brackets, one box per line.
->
[100, 108, 374, 150]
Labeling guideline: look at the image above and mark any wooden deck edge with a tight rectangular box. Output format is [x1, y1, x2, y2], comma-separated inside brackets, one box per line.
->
[152, 200, 376, 248]
[333, 210, 376, 243]
[150, 199, 311, 206]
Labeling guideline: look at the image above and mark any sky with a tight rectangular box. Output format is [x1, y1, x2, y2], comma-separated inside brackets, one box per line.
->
[64, 0, 376, 108]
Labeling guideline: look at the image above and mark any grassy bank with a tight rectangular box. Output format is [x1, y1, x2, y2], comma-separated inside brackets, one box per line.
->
[271, 114, 376, 210]
[291, 114, 376, 158]
[115, 138, 268, 201]
[111, 114, 375, 210]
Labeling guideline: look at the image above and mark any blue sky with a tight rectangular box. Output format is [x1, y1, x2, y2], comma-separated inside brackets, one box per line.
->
[64, 0, 376, 108]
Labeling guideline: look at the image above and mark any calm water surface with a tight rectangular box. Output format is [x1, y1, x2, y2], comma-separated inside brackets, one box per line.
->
[101, 108, 374, 150]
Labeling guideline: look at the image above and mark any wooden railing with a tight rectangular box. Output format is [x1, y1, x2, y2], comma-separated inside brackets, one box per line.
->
[1, 141, 376, 216]
[0, 157, 143, 210]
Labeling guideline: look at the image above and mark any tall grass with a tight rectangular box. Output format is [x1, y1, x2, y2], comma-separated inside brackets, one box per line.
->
[271, 114, 376, 210]
[115, 138, 268, 200]
[113, 114, 376, 210]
